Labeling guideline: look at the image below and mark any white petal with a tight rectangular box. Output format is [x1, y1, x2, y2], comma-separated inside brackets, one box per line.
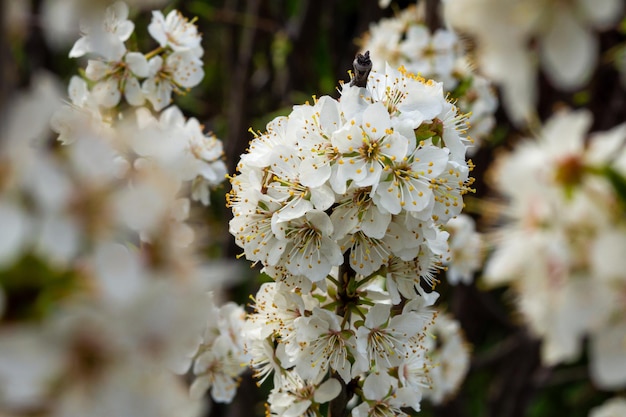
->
[35, 215, 80, 266]
[125, 52, 149, 77]
[0, 203, 29, 267]
[305, 210, 334, 236]
[365, 303, 391, 328]
[92, 78, 121, 108]
[68, 75, 88, 105]
[93, 242, 145, 305]
[143, 77, 172, 111]
[362, 372, 392, 401]
[168, 51, 204, 88]
[189, 375, 212, 400]
[115, 20, 134, 42]
[110, 1, 129, 21]
[360, 207, 391, 239]
[540, 7, 596, 89]
[576, 0, 623, 27]
[362, 102, 391, 139]
[314, 378, 341, 403]
[374, 180, 402, 215]
[124, 76, 144, 106]
[541, 109, 591, 153]
[495, 47, 536, 126]
[85, 59, 110, 81]
[0, 329, 63, 408]
[590, 321, 626, 389]
[310, 185, 335, 211]
[68, 36, 88, 58]
[148, 11, 168, 47]
[591, 231, 626, 280]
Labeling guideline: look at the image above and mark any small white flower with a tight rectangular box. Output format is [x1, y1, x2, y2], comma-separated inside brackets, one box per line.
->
[352, 372, 420, 416]
[85, 52, 149, 107]
[332, 102, 409, 190]
[373, 144, 449, 216]
[354, 303, 424, 374]
[268, 373, 341, 417]
[443, 214, 483, 285]
[330, 185, 391, 240]
[142, 51, 204, 111]
[422, 313, 470, 404]
[294, 308, 355, 382]
[272, 210, 343, 282]
[69, 1, 134, 61]
[190, 336, 243, 403]
[148, 10, 202, 53]
[339, 231, 391, 277]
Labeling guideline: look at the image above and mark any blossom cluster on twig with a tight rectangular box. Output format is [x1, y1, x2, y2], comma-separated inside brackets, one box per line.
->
[228, 61, 474, 415]
[0, 2, 239, 415]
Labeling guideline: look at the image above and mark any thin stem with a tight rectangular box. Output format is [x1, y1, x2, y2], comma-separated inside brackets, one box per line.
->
[144, 46, 165, 60]
[329, 252, 355, 417]
[424, 0, 441, 33]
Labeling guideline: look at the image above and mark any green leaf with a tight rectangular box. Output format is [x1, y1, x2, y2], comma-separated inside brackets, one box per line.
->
[604, 166, 626, 208]
[0, 254, 81, 322]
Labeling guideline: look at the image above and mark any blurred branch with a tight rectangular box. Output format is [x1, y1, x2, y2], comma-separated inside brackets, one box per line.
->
[470, 331, 525, 371]
[486, 331, 541, 417]
[533, 365, 589, 389]
[224, 0, 261, 175]
[198, 5, 278, 33]
[424, 0, 441, 32]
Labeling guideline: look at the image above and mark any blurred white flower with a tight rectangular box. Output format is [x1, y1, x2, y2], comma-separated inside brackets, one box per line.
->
[148, 10, 202, 53]
[422, 313, 470, 404]
[443, 214, 483, 285]
[86, 52, 149, 107]
[142, 51, 204, 111]
[352, 371, 420, 416]
[267, 373, 341, 417]
[590, 318, 626, 390]
[69, 1, 134, 60]
[484, 109, 626, 372]
[358, 4, 498, 149]
[443, 0, 623, 124]
[589, 397, 626, 417]
[0, 202, 30, 267]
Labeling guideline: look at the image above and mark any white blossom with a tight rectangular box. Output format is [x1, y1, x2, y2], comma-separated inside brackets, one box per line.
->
[148, 9, 202, 53]
[69, 1, 134, 61]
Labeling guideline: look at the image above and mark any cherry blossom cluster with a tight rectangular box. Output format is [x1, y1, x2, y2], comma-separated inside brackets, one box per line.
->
[69, 1, 204, 111]
[0, 71, 209, 417]
[443, 0, 624, 124]
[485, 110, 626, 390]
[358, 4, 498, 153]
[228, 63, 474, 415]
[54, 1, 226, 206]
[188, 301, 249, 403]
[0, 3, 238, 416]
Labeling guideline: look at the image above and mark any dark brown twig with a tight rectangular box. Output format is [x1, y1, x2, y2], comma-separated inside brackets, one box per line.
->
[350, 51, 372, 88]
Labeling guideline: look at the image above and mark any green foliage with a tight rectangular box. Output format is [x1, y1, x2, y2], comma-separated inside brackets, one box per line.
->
[604, 166, 626, 209]
[0, 254, 81, 322]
